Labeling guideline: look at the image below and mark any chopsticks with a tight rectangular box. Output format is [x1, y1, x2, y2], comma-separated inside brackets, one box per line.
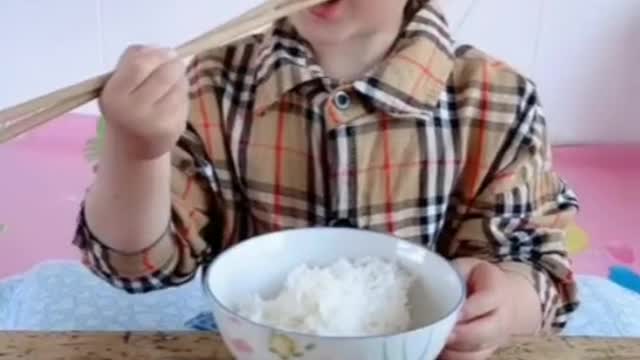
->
[0, 0, 326, 144]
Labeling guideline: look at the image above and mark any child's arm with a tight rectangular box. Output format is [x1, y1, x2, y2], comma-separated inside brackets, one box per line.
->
[85, 141, 172, 258]
[443, 78, 578, 335]
[76, 48, 229, 292]
[84, 46, 183, 256]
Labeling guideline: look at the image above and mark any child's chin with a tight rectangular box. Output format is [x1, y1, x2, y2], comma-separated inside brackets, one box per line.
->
[294, 21, 354, 47]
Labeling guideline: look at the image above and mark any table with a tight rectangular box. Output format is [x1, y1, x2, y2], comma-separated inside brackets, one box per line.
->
[0, 333, 638, 359]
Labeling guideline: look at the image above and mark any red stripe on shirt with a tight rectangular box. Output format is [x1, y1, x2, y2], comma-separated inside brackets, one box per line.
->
[327, 102, 342, 126]
[408, 48, 438, 97]
[331, 159, 461, 177]
[142, 250, 157, 273]
[396, 53, 446, 86]
[381, 114, 395, 234]
[239, 141, 310, 160]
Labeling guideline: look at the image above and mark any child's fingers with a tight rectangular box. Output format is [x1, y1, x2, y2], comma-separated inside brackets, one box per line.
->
[461, 264, 501, 322]
[447, 312, 500, 352]
[153, 80, 189, 125]
[461, 289, 499, 323]
[111, 46, 177, 95]
[155, 76, 189, 108]
[135, 57, 186, 104]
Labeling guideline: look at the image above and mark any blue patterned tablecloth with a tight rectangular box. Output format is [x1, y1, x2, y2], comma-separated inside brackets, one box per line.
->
[0, 262, 211, 331]
[1, 261, 639, 337]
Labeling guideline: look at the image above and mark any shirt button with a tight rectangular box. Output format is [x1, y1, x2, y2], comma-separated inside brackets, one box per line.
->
[333, 91, 351, 111]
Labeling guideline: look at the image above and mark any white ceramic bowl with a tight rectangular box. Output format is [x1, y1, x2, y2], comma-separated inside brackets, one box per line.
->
[204, 228, 465, 360]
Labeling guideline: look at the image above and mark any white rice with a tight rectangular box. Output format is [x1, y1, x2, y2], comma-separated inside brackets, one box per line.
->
[236, 257, 415, 337]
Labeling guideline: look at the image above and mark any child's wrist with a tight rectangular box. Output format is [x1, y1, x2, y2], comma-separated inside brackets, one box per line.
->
[97, 133, 172, 190]
[103, 127, 170, 165]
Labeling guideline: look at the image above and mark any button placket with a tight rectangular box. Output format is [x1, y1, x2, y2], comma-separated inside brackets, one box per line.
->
[325, 89, 362, 129]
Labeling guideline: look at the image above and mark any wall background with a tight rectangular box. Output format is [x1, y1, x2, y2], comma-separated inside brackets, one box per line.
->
[1, 0, 639, 143]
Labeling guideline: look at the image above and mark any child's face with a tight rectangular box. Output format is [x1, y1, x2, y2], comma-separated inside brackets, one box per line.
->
[289, 0, 409, 47]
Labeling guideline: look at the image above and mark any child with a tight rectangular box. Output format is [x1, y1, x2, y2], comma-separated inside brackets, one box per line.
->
[74, 0, 578, 358]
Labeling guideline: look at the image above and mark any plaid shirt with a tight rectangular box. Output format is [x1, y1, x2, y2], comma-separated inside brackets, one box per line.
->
[74, 1, 579, 331]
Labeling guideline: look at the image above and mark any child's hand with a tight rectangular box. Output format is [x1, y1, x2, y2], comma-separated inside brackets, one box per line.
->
[99, 45, 189, 160]
[441, 259, 514, 360]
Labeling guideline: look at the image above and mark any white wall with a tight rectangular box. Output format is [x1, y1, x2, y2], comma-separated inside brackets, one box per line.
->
[1, 0, 638, 144]
[0, 0, 263, 114]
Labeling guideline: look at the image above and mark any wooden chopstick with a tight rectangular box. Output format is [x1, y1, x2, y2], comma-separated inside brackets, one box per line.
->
[0, 92, 98, 144]
[0, 0, 285, 124]
[0, 74, 110, 130]
[0, 0, 326, 144]
[0, 0, 268, 126]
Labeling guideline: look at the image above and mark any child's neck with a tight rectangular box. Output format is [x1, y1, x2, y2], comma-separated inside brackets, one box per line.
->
[313, 29, 401, 82]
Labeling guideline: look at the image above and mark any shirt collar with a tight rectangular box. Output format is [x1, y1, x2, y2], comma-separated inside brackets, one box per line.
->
[253, 1, 455, 117]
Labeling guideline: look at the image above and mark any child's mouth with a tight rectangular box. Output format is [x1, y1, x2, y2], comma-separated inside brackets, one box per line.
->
[309, 0, 343, 21]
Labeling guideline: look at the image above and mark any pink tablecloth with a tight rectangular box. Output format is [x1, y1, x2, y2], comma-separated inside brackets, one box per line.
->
[554, 145, 640, 277]
[0, 114, 94, 278]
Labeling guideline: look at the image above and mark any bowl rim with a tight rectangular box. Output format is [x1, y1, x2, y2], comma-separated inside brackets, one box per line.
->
[202, 227, 467, 340]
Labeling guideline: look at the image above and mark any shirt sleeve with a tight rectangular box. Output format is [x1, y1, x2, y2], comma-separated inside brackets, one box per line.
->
[73, 53, 235, 293]
[442, 79, 579, 332]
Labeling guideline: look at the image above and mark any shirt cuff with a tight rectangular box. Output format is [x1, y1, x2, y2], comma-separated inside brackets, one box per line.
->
[73, 202, 179, 285]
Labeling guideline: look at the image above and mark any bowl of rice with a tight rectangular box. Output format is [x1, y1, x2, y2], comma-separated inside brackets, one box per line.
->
[204, 228, 465, 360]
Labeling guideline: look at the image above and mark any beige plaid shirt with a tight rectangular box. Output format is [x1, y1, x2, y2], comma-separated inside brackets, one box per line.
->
[75, 1, 579, 331]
